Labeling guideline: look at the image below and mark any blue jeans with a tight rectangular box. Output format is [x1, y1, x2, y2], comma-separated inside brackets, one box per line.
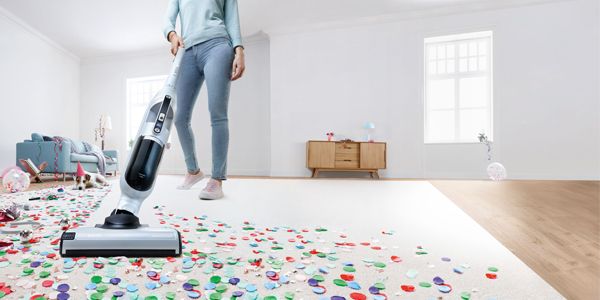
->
[175, 37, 234, 180]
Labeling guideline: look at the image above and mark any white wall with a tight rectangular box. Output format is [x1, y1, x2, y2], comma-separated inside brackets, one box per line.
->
[80, 37, 271, 176]
[0, 8, 80, 169]
[269, 0, 600, 179]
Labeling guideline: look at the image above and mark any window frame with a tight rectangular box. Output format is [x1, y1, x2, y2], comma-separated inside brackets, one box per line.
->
[423, 31, 494, 144]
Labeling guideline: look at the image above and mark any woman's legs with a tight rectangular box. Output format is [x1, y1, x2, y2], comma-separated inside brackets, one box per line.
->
[203, 40, 234, 181]
[175, 48, 204, 175]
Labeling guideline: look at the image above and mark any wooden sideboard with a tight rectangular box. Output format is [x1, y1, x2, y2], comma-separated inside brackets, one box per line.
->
[306, 141, 387, 178]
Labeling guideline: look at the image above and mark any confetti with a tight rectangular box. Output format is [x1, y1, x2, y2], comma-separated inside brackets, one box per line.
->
[0, 186, 504, 299]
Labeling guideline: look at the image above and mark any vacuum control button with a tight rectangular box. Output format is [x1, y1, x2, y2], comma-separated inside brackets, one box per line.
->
[154, 128, 161, 133]
[62, 232, 76, 240]
[158, 113, 165, 121]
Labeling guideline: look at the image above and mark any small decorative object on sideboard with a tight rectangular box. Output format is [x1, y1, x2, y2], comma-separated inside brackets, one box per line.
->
[326, 132, 334, 142]
[307, 140, 386, 179]
[478, 132, 507, 181]
[363, 122, 375, 142]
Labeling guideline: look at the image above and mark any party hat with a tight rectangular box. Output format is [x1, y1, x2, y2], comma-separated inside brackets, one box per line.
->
[76, 161, 86, 177]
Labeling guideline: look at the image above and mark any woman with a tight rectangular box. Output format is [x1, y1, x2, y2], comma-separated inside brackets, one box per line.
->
[164, 0, 245, 200]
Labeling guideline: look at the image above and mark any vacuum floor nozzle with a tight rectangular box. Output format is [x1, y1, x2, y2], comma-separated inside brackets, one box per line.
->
[60, 226, 182, 257]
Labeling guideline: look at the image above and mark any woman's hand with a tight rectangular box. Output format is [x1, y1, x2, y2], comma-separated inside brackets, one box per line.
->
[231, 47, 245, 81]
[168, 32, 184, 56]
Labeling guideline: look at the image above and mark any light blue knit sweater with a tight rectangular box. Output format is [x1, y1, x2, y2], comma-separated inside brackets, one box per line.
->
[163, 0, 243, 49]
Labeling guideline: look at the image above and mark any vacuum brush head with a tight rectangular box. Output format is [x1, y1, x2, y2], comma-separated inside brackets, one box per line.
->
[60, 226, 182, 257]
[60, 211, 181, 257]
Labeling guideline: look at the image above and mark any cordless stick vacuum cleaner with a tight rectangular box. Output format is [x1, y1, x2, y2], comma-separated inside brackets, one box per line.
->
[60, 51, 185, 257]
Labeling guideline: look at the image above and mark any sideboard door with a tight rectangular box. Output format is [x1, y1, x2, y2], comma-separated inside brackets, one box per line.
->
[307, 141, 335, 169]
[360, 143, 386, 169]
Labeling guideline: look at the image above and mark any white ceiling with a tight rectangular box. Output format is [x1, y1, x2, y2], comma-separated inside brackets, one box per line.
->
[0, 0, 557, 59]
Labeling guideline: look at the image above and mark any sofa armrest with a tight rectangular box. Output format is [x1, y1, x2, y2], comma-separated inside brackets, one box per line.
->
[103, 150, 119, 159]
[16, 141, 71, 173]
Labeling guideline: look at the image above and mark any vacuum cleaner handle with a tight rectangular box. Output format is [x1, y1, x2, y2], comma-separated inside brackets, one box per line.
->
[164, 50, 185, 96]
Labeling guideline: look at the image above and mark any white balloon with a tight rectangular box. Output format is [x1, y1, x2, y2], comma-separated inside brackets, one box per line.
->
[487, 162, 507, 181]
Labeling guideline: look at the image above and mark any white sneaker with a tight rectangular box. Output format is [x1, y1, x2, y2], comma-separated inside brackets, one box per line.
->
[199, 179, 224, 200]
[177, 170, 205, 190]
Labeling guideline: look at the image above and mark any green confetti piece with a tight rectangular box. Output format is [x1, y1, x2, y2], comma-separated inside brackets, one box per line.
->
[90, 292, 103, 300]
[488, 267, 498, 272]
[374, 282, 385, 290]
[419, 282, 432, 288]
[343, 266, 356, 272]
[333, 279, 347, 287]
[374, 262, 386, 268]
[215, 284, 227, 293]
[210, 275, 221, 283]
[284, 291, 294, 299]
[39, 271, 51, 278]
[96, 284, 108, 293]
[312, 275, 324, 282]
[461, 291, 471, 299]
[187, 279, 200, 286]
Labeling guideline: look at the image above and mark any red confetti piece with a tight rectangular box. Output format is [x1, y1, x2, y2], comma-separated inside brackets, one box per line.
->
[340, 274, 354, 281]
[401, 285, 415, 292]
[486, 273, 497, 279]
[350, 293, 367, 300]
[42, 280, 54, 287]
[391, 255, 402, 263]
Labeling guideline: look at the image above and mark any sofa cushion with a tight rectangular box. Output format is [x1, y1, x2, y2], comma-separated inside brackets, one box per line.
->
[71, 153, 98, 163]
[31, 133, 44, 142]
[71, 141, 86, 153]
[71, 153, 118, 164]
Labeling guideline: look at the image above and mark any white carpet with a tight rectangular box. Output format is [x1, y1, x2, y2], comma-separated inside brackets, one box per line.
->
[91, 176, 564, 299]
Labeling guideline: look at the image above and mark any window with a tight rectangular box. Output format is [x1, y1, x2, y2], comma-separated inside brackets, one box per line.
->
[126, 75, 167, 149]
[424, 31, 493, 143]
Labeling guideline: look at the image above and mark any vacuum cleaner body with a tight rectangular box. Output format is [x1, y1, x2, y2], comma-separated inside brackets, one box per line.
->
[60, 51, 185, 257]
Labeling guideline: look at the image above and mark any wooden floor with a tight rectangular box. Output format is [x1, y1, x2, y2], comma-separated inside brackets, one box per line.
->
[430, 180, 600, 300]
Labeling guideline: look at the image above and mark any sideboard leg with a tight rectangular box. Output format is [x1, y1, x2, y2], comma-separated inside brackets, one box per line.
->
[373, 171, 380, 179]
[313, 169, 320, 178]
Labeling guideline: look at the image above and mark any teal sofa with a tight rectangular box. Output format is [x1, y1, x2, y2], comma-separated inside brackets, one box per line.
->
[16, 133, 118, 180]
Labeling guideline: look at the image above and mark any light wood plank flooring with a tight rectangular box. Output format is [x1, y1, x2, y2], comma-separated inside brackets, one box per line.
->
[430, 180, 600, 300]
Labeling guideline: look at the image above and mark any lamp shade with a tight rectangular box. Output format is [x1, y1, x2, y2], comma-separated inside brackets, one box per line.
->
[363, 122, 375, 130]
[103, 116, 113, 130]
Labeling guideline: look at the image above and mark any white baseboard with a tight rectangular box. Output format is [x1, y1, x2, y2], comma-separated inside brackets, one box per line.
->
[158, 168, 599, 181]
